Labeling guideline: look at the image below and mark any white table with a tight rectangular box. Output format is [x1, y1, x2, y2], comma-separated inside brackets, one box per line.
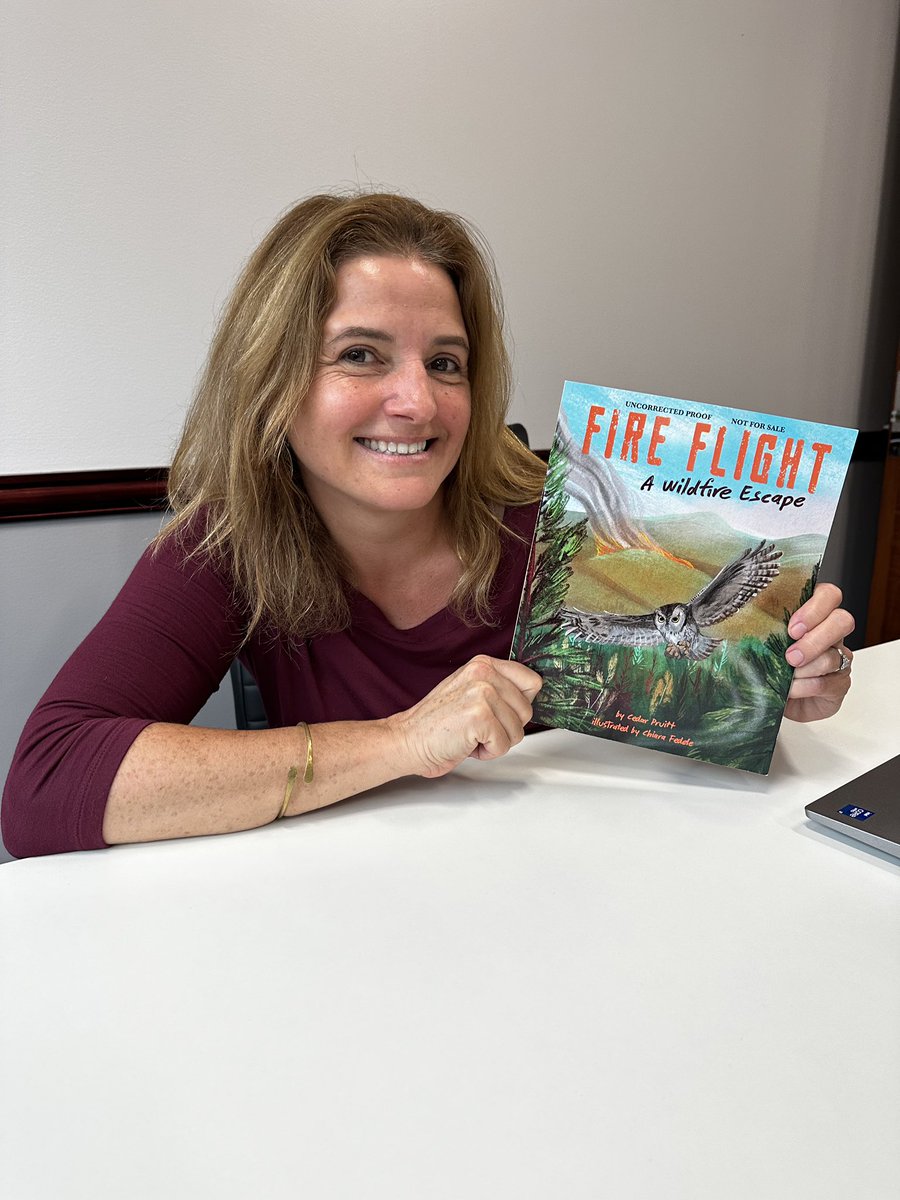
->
[2, 643, 898, 1200]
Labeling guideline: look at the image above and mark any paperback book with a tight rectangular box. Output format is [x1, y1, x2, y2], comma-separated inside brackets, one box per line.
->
[511, 382, 857, 773]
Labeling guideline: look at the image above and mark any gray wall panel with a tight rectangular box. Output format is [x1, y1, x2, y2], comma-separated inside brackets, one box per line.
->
[0, 514, 235, 863]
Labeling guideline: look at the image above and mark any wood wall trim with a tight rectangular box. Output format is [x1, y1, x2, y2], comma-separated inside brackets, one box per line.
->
[865, 444, 900, 645]
[0, 468, 170, 522]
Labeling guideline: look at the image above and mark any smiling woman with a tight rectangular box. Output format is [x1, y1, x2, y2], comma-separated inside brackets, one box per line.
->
[1, 192, 856, 858]
[2, 193, 548, 856]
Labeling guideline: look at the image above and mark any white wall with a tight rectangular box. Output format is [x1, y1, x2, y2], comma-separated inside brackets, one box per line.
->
[2, 0, 898, 473]
[0, 512, 238, 864]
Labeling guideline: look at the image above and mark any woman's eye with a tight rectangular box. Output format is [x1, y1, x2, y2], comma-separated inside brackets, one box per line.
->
[429, 356, 462, 375]
[339, 347, 377, 365]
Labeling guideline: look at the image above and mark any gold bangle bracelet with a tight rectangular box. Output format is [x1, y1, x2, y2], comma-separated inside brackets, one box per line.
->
[275, 721, 314, 821]
[276, 766, 298, 820]
[298, 720, 314, 785]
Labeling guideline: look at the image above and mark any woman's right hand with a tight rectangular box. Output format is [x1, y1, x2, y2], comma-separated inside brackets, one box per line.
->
[390, 655, 543, 779]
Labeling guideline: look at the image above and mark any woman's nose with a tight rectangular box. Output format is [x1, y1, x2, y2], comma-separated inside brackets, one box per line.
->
[382, 360, 438, 422]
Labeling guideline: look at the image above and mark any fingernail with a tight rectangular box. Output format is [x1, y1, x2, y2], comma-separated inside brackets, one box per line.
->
[786, 647, 804, 666]
[789, 620, 808, 638]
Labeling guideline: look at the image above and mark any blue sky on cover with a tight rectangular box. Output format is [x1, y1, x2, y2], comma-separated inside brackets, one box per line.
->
[558, 381, 857, 540]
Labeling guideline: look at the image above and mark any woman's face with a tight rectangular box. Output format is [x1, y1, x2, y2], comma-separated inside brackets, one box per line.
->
[289, 254, 471, 529]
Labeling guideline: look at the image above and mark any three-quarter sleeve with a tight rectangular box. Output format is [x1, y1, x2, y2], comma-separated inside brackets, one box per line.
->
[1, 533, 244, 857]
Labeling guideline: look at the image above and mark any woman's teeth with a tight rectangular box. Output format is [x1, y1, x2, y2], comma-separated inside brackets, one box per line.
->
[358, 439, 428, 455]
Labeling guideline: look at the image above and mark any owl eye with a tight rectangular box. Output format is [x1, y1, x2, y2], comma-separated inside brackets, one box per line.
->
[671, 606, 686, 629]
[655, 611, 665, 629]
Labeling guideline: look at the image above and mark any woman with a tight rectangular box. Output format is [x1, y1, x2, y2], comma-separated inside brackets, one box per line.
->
[2, 193, 854, 857]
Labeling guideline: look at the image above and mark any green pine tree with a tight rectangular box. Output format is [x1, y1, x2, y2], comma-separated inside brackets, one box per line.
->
[512, 439, 587, 663]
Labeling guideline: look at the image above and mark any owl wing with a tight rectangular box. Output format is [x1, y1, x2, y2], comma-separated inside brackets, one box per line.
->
[689, 541, 782, 628]
[559, 606, 665, 648]
[688, 633, 723, 660]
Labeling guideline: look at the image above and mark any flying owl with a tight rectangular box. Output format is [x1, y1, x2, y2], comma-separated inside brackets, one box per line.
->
[558, 540, 782, 661]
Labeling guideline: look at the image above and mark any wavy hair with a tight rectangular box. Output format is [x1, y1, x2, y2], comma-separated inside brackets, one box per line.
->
[161, 192, 545, 638]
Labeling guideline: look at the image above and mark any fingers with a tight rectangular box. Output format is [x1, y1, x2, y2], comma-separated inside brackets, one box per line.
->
[788, 581, 845, 635]
[786, 582, 855, 669]
[468, 689, 526, 761]
[780, 582, 855, 723]
[785, 658, 852, 722]
[460, 657, 540, 753]
[788, 662, 852, 698]
[790, 642, 853, 681]
[394, 656, 544, 778]
[479, 655, 544, 702]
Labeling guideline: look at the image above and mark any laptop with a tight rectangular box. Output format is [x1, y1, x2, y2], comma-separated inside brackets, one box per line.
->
[805, 754, 900, 858]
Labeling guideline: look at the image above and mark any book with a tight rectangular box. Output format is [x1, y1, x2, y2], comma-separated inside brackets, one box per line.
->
[511, 381, 857, 773]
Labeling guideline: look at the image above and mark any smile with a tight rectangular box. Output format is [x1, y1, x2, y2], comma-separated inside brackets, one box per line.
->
[357, 438, 430, 456]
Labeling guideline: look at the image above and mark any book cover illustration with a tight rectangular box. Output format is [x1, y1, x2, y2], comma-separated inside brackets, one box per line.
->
[512, 382, 857, 773]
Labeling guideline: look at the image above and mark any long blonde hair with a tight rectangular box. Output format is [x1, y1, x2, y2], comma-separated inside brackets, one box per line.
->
[162, 192, 545, 638]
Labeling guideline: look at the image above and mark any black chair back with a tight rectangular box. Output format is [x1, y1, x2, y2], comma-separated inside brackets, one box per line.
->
[230, 660, 268, 730]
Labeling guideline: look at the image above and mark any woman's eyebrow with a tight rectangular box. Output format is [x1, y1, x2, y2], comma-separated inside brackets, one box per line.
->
[324, 326, 394, 347]
[324, 327, 469, 353]
[432, 335, 470, 352]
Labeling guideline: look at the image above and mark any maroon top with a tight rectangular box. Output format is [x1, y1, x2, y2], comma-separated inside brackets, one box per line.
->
[2, 503, 538, 857]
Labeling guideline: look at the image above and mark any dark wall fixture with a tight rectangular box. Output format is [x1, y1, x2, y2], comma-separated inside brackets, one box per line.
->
[0, 468, 170, 522]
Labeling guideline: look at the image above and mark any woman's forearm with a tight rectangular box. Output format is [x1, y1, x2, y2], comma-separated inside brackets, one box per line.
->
[102, 718, 415, 846]
[102, 654, 542, 848]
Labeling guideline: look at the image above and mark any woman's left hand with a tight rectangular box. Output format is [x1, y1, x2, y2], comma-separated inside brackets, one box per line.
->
[783, 582, 855, 723]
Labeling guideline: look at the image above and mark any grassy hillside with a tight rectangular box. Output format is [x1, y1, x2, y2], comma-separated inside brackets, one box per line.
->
[562, 512, 824, 640]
